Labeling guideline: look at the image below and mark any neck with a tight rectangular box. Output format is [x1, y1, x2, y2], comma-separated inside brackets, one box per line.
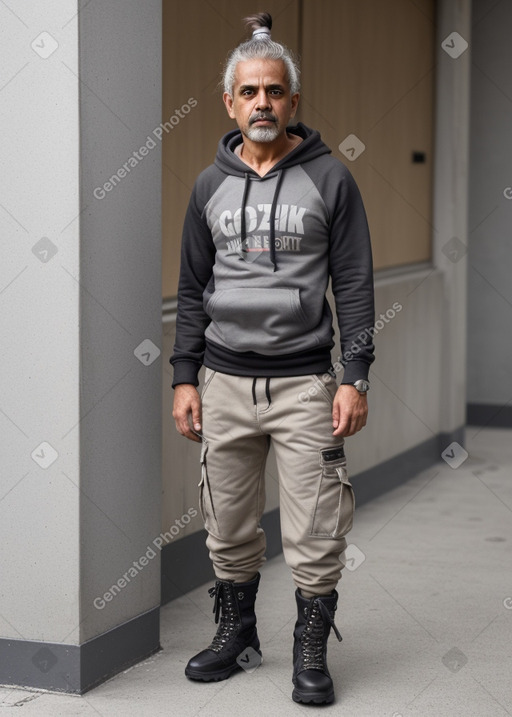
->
[238, 130, 301, 176]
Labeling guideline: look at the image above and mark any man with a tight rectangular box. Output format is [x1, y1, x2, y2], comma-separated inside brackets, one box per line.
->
[170, 12, 375, 705]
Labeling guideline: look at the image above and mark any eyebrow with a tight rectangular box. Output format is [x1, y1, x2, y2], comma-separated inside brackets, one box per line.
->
[238, 83, 285, 93]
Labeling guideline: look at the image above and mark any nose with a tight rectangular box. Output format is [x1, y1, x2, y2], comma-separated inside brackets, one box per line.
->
[255, 88, 270, 110]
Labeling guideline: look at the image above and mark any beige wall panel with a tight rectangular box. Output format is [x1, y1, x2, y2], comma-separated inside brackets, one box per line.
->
[162, 0, 300, 297]
[300, 0, 435, 269]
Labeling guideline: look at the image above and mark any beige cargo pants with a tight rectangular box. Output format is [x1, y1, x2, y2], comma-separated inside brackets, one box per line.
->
[198, 368, 355, 595]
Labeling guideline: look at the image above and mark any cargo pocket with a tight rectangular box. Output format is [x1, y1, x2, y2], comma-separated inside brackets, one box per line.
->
[309, 446, 355, 539]
[198, 438, 218, 533]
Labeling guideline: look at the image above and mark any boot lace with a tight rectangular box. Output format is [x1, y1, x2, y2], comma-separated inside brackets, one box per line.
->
[301, 599, 343, 670]
[207, 582, 240, 653]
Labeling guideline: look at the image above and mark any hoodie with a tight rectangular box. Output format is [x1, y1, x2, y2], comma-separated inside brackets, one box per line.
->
[170, 122, 375, 387]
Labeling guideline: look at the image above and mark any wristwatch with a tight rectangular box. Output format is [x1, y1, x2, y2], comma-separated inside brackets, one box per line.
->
[352, 379, 370, 394]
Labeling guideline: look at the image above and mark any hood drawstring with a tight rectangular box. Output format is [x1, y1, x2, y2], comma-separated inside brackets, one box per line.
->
[239, 168, 285, 272]
[269, 169, 284, 272]
[240, 172, 251, 251]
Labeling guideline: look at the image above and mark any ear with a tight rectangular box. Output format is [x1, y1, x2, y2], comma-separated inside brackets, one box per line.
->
[289, 92, 300, 119]
[223, 92, 236, 119]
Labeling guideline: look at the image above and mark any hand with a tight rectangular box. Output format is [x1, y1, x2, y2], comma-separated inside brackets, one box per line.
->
[172, 384, 202, 442]
[332, 384, 368, 437]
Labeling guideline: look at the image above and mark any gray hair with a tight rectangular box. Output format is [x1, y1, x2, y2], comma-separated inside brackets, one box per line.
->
[223, 12, 301, 97]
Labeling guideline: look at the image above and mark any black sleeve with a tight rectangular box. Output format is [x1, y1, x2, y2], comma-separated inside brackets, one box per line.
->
[169, 180, 216, 387]
[327, 164, 375, 383]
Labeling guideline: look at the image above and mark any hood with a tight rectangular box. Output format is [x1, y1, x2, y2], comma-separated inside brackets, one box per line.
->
[214, 121, 331, 177]
[213, 123, 332, 271]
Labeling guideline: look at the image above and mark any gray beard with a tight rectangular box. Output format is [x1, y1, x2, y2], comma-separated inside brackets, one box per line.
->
[246, 124, 280, 142]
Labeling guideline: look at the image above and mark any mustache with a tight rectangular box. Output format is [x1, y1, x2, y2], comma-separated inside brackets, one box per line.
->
[249, 112, 277, 125]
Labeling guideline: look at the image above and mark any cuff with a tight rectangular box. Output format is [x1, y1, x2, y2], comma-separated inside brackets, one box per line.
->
[339, 359, 370, 385]
[171, 360, 201, 388]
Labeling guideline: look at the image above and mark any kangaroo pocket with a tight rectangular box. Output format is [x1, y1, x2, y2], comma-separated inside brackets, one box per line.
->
[205, 286, 313, 352]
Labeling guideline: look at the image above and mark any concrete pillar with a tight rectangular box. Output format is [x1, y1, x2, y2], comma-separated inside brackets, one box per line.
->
[0, 0, 162, 693]
[467, 0, 512, 425]
[432, 0, 472, 443]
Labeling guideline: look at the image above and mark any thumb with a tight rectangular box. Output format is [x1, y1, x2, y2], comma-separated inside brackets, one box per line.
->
[332, 399, 340, 427]
[192, 400, 202, 431]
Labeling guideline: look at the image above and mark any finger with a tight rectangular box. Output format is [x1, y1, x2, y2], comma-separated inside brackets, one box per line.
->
[339, 422, 354, 437]
[332, 398, 341, 428]
[177, 416, 202, 442]
[348, 412, 366, 436]
[174, 414, 186, 436]
[173, 409, 193, 438]
[333, 413, 349, 436]
[173, 390, 202, 440]
[335, 409, 363, 437]
[185, 429, 202, 443]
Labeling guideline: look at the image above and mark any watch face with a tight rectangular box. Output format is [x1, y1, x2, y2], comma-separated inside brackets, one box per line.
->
[354, 380, 369, 392]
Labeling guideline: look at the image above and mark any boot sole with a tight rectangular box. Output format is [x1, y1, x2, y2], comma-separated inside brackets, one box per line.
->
[185, 663, 241, 682]
[185, 646, 262, 682]
[292, 687, 335, 704]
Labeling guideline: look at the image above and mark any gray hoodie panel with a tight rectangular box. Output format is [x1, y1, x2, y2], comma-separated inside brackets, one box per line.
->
[203, 166, 335, 355]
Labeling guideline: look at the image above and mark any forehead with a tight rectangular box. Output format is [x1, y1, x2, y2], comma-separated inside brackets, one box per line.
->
[233, 58, 289, 88]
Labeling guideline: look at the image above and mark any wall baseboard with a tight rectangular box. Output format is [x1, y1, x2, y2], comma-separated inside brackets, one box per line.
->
[349, 427, 465, 507]
[161, 428, 465, 604]
[467, 403, 512, 428]
[0, 607, 160, 695]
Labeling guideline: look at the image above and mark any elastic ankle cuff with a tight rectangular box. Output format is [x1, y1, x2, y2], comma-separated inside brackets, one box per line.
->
[300, 589, 316, 599]
[216, 572, 259, 585]
[299, 588, 335, 599]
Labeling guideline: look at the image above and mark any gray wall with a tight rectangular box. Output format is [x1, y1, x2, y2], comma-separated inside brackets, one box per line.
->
[0, 0, 82, 642]
[433, 0, 471, 434]
[0, 0, 162, 692]
[467, 0, 512, 420]
[78, 1, 162, 641]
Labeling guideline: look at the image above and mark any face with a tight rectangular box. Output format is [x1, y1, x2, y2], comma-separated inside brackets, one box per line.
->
[223, 58, 299, 143]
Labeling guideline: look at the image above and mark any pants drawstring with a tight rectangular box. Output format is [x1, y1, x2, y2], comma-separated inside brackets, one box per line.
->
[251, 377, 272, 408]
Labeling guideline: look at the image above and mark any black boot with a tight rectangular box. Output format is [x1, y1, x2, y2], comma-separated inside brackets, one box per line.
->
[185, 572, 262, 681]
[292, 588, 343, 704]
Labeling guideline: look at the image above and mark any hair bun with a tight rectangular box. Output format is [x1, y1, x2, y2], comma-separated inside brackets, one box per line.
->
[244, 11, 272, 40]
[252, 27, 271, 39]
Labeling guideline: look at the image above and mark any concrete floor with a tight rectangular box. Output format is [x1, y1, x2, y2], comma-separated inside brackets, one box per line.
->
[1, 426, 511, 716]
